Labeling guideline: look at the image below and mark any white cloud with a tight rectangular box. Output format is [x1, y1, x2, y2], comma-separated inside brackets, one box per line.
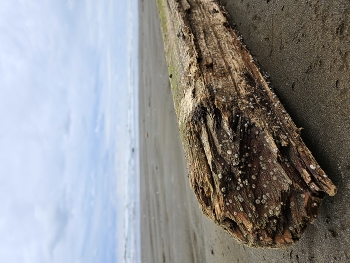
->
[0, 0, 135, 262]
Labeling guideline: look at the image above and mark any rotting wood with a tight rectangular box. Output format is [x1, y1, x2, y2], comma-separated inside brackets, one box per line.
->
[156, 0, 336, 248]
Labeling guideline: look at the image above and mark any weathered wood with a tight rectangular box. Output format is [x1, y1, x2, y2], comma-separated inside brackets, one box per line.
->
[156, 0, 336, 248]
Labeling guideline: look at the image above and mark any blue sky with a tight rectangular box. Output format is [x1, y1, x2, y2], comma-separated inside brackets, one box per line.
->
[0, 0, 138, 262]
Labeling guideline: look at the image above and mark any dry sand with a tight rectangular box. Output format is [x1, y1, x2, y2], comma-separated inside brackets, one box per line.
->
[139, 0, 350, 262]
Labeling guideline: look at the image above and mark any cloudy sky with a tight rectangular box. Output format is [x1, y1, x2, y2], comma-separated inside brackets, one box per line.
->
[0, 0, 138, 262]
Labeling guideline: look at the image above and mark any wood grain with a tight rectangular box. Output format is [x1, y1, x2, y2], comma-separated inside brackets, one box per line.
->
[156, 0, 336, 247]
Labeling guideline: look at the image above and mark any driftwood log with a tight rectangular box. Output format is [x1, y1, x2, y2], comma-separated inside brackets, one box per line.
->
[156, 0, 336, 248]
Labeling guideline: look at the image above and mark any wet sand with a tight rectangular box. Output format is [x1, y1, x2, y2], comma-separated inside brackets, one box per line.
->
[139, 0, 350, 262]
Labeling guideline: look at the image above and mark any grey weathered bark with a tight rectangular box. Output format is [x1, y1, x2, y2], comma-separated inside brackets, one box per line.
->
[156, 0, 336, 248]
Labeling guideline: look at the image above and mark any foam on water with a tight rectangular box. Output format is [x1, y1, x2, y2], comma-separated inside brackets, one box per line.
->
[123, 0, 140, 262]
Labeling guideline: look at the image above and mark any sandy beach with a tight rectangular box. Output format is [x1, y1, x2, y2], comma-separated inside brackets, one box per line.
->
[139, 0, 350, 262]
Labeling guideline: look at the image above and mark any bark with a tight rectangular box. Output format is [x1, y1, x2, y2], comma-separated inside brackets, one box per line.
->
[156, 0, 336, 248]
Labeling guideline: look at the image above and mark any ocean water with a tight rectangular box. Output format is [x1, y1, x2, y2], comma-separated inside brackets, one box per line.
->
[0, 0, 139, 262]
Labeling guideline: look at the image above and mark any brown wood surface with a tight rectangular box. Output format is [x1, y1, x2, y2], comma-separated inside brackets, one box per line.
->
[156, 0, 336, 248]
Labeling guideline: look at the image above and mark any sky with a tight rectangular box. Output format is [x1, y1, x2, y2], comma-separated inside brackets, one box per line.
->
[0, 0, 138, 262]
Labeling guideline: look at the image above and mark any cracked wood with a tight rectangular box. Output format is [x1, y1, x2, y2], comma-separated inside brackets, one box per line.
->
[156, 0, 336, 248]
